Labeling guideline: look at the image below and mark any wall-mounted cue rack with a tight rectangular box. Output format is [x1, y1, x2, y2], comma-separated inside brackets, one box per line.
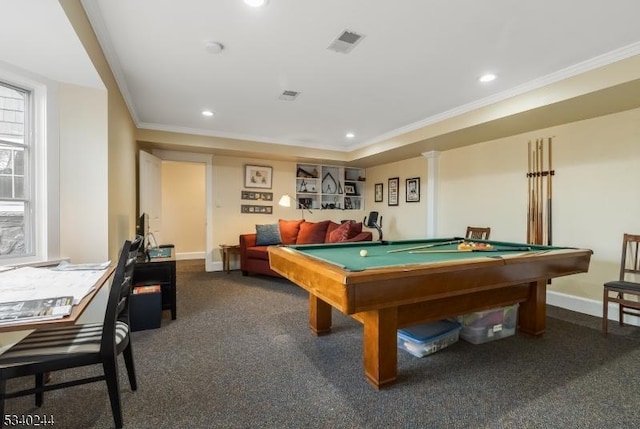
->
[527, 137, 554, 245]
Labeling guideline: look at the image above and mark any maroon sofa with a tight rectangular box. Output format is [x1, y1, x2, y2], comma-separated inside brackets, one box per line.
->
[240, 219, 373, 277]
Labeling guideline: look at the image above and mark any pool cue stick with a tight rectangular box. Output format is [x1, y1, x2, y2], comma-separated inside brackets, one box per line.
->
[537, 139, 544, 244]
[532, 142, 537, 243]
[547, 137, 553, 245]
[539, 139, 545, 245]
[531, 139, 537, 243]
[410, 247, 531, 254]
[387, 239, 463, 253]
[529, 141, 535, 244]
[527, 141, 532, 243]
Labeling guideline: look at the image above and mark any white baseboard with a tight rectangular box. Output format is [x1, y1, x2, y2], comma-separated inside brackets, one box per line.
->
[547, 290, 640, 327]
[209, 261, 223, 272]
[173, 252, 225, 272]
[175, 251, 205, 260]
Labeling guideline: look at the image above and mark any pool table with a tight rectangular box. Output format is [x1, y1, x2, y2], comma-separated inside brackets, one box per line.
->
[268, 238, 592, 388]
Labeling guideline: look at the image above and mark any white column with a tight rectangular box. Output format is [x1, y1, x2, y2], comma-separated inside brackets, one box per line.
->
[422, 151, 440, 237]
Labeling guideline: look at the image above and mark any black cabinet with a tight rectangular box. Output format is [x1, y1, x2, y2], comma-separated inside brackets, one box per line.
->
[133, 247, 177, 320]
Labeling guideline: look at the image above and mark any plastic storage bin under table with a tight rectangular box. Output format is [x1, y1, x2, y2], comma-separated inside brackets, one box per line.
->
[397, 320, 462, 358]
[457, 304, 519, 344]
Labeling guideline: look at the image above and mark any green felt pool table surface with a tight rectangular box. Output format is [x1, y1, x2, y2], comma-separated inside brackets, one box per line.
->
[286, 238, 560, 271]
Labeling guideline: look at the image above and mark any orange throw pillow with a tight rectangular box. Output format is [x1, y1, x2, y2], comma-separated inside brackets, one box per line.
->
[328, 221, 351, 243]
[297, 220, 331, 244]
[278, 219, 304, 245]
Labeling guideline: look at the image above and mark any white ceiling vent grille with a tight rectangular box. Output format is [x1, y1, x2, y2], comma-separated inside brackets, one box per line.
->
[278, 90, 300, 101]
[328, 30, 365, 54]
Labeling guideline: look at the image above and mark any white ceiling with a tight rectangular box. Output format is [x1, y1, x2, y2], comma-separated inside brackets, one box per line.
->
[0, 0, 102, 89]
[80, 0, 640, 153]
[4, 0, 638, 158]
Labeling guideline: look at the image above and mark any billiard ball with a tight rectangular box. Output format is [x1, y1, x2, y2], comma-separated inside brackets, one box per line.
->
[360, 249, 368, 257]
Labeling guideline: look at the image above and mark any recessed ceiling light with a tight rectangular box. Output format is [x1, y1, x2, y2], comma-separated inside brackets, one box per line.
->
[346, 133, 355, 139]
[244, 0, 268, 7]
[202, 110, 214, 117]
[479, 73, 497, 83]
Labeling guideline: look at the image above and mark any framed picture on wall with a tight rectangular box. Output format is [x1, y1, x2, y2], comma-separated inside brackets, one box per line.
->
[388, 177, 399, 206]
[406, 177, 420, 202]
[374, 183, 383, 202]
[241, 204, 273, 214]
[344, 182, 358, 196]
[241, 191, 273, 201]
[244, 164, 273, 189]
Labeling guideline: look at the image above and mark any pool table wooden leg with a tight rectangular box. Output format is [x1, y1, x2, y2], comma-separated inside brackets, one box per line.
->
[362, 307, 398, 389]
[309, 294, 332, 335]
[518, 280, 547, 336]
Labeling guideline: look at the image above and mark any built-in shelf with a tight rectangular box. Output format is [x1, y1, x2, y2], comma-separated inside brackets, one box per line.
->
[296, 164, 365, 211]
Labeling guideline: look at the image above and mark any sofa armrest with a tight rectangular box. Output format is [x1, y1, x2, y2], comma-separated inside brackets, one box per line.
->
[239, 233, 257, 271]
[343, 231, 373, 242]
[240, 233, 257, 249]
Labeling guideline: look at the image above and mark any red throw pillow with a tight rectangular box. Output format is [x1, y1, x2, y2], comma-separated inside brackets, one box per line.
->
[328, 221, 351, 243]
[278, 219, 304, 245]
[348, 222, 363, 238]
[297, 220, 331, 244]
[324, 221, 340, 242]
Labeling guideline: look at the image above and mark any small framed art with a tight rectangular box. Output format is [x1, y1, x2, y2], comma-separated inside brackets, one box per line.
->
[374, 183, 383, 202]
[241, 191, 273, 201]
[244, 164, 273, 189]
[388, 177, 399, 206]
[241, 204, 273, 214]
[344, 182, 358, 196]
[406, 177, 420, 202]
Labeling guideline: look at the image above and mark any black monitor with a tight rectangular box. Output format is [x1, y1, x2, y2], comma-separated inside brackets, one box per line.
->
[136, 213, 149, 240]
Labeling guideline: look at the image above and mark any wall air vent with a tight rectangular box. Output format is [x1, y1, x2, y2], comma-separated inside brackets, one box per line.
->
[327, 30, 366, 54]
[278, 90, 301, 101]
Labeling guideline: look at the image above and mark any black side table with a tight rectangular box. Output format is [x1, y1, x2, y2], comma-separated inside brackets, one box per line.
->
[133, 246, 177, 320]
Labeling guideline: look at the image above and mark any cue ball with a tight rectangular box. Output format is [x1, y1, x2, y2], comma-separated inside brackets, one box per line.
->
[360, 249, 368, 257]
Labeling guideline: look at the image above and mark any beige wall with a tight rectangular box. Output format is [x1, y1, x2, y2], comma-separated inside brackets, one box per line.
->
[437, 107, 640, 306]
[61, 0, 138, 262]
[364, 157, 428, 240]
[353, 107, 640, 317]
[209, 156, 371, 262]
[58, 83, 109, 263]
[161, 161, 206, 254]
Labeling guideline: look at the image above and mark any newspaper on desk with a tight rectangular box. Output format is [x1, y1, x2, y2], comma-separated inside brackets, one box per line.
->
[0, 296, 74, 325]
[52, 260, 111, 271]
[0, 262, 110, 306]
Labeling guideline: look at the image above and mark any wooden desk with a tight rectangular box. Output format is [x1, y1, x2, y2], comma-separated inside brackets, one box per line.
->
[0, 265, 115, 333]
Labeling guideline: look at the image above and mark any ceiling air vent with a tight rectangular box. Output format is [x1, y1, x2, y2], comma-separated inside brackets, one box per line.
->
[327, 30, 365, 54]
[278, 90, 300, 101]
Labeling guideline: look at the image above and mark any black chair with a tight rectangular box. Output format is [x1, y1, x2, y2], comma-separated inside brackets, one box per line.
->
[364, 211, 383, 242]
[466, 226, 491, 240]
[603, 233, 640, 335]
[0, 236, 142, 428]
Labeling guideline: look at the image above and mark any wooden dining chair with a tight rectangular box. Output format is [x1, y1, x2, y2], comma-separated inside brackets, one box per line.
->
[466, 226, 491, 240]
[603, 233, 640, 335]
[0, 236, 142, 429]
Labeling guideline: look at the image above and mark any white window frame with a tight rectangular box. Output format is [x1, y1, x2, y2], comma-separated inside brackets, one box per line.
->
[0, 65, 53, 266]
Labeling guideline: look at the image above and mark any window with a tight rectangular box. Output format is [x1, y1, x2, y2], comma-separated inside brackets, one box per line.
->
[0, 81, 32, 259]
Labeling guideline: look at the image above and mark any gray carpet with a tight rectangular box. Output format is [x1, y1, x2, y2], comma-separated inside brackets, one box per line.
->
[4, 260, 640, 429]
